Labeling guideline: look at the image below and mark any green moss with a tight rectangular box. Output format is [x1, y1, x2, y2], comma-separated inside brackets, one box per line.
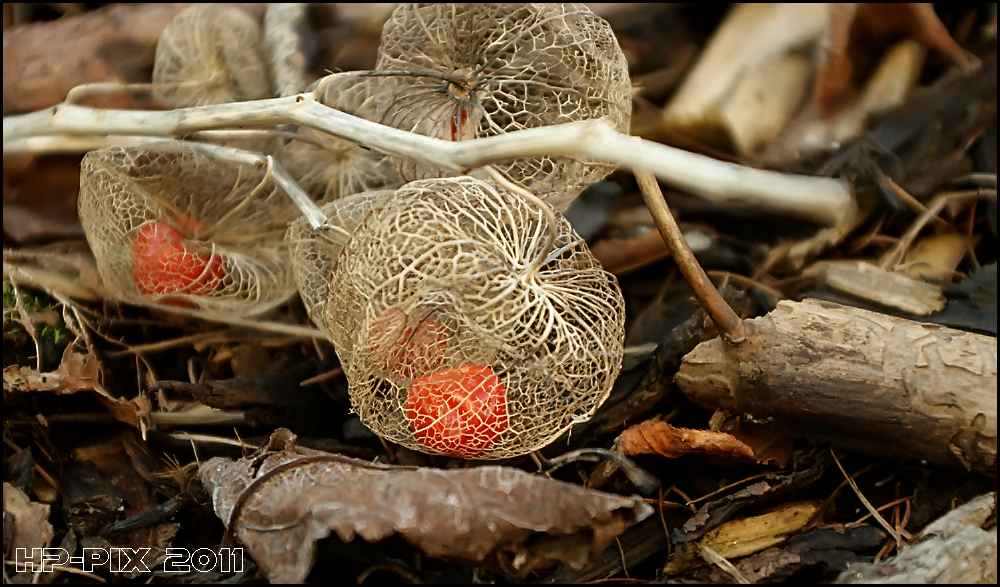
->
[3, 279, 72, 367]
[2, 280, 15, 310]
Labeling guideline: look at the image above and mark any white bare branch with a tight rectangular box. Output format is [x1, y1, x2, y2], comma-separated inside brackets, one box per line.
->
[3, 92, 854, 225]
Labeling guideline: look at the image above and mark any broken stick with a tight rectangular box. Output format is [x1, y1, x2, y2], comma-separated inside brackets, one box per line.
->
[674, 299, 997, 475]
[635, 171, 996, 477]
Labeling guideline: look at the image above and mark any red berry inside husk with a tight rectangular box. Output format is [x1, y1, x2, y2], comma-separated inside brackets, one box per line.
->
[405, 364, 508, 458]
[130, 217, 225, 299]
[368, 307, 449, 379]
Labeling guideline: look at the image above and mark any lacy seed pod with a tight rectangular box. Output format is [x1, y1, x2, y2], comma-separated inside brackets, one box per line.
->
[324, 176, 626, 459]
[276, 74, 402, 205]
[152, 4, 272, 108]
[79, 141, 299, 315]
[285, 190, 395, 337]
[374, 3, 632, 210]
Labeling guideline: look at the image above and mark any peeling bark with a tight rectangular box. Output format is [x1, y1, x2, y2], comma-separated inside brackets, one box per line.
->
[675, 299, 997, 475]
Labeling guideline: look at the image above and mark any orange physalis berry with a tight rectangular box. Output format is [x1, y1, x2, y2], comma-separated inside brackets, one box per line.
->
[367, 307, 449, 379]
[130, 217, 225, 299]
[405, 364, 508, 458]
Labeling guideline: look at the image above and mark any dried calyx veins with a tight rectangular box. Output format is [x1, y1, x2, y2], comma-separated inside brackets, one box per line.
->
[374, 3, 632, 211]
[78, 141, 298, 316]
[324, 176, 625, 460]
[368, 307, 450, 380]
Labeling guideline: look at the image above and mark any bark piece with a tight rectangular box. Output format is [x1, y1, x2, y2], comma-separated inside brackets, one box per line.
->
[716, 53, 813, 156]
[836, 491, 997, 583]
[806, 260, 946, 315]
[934, 263, 997, 336]
[199, 429, 652, 583]
[704, 525, 885, 583]
[59, 461, 123, 536]
[676, 299, 997, 475]
[771, 40, 925, 159]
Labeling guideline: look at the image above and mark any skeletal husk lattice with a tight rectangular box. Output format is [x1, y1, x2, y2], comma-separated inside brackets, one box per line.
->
[78, 141, 299, 316]
[374, 3, 633, 211]
[285, 189, 396, 338]
[275, 74, 403, 205]
[323, 176, 626, 459]
[152, 4, 272, 109]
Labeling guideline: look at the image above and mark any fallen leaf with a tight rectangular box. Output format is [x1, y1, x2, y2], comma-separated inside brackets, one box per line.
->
[199, 429, 653, 583]
[815, 3, 970, 116]
[665, 501, 822, 574]
[3, 346, 146, 429]
[3, 482, 54, 553]
[619, 419, 758, 465]
[709, 410, 796, 468]
[703, 525, 885, 583]
[674, 450, 831, 545]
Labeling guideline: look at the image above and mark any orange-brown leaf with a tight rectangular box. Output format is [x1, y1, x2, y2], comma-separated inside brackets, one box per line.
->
[619, 420, 758, 464]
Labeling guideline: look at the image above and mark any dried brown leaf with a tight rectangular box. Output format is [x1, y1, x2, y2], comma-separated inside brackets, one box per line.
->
[199, 429, 652, 583]
[3, 347, 146, 429]
[4, 348, 103, 395]
[2, 482, 54, 553]
[619, 419, 758, 465]
[709, 410, 796, 468]
[591, 229, 671, 276]
[3, 154, 85, 244]
[665, 501, 821, 575]
[2, 4, 201, 114]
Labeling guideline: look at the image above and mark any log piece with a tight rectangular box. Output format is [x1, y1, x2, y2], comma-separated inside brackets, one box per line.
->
[675, 299, 997, 475]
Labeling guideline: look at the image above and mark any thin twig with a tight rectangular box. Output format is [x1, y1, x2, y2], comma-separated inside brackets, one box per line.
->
[150, 410, 246, 427]
[170, 432, 257, 449]
[706, 271, 787, 302]
[2, 91, 854, 225]
[698, 544, 750, 584]
[685, 470, 790, 506]
[154, 303, 324, 339]
[635, 170, 746, 342]
[830, 449, 902, 546]
[105, 330, 235, 358]
[879, 189, 997, 270]
[846, 495, 914, 528]
[299, 367, 343, 387]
